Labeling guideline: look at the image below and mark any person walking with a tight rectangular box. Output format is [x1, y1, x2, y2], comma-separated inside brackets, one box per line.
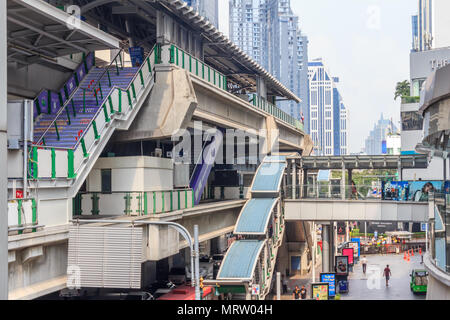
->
[383, 265, 392, 287]
[300, 285, 307, 300]
[282, 275, 288, 294]
[361, 256, 368, 275]
[292, 285, 301, 300]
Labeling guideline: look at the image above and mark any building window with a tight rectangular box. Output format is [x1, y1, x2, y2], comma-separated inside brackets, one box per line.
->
[101, 169, 112, 194]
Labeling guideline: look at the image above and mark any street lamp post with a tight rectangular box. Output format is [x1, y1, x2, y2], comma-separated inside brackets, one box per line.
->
[72, 219, 201, 300]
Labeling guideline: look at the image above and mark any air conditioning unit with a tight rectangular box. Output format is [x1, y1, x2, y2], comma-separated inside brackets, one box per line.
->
[154, 148, 163, 158]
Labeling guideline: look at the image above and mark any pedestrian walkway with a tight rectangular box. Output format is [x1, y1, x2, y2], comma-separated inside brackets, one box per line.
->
[341, 253, 426, 300]
[270, 258, 322, 300]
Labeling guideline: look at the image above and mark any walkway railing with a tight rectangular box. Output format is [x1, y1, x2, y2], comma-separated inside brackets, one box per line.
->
[73, 190, 195, 217]
[28, 46, 157, 181]
[284, 184, 432, 202]
[159, 44, 304, 132]
[7, 198, 38, 234]
[250, 95, 304, 131]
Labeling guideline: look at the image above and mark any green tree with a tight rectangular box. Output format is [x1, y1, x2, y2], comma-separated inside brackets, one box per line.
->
[394, 80, 411, 100]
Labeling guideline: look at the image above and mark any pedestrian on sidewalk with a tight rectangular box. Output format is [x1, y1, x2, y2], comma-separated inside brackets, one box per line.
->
[361, 255, 368, 275]
[383, 265, 392, 287]
[292, 285, 301, 300]
[282, 275, 288, 294]
[300, 285, 307, 300]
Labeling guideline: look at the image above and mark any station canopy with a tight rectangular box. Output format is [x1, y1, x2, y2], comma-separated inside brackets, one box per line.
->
[7, 0, 120, 68]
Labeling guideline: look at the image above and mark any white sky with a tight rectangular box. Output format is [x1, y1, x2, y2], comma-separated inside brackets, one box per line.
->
[218, 0, 417, 153]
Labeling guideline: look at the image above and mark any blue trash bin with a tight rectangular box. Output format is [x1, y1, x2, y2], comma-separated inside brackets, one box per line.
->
[339, 280, 349, 293]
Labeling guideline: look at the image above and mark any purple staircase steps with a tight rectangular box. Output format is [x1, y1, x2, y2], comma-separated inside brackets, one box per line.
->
[34, 67, 140, 149]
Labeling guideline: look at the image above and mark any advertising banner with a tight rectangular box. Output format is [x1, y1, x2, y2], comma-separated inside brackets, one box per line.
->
[335, 255, 348, 276]
[320, 273, 336, 297]
[342, 248, 354, 265]
[311, 283, 329, 301]
[129, 47, 144, 67]
[348, 242, 359, 259]
[350, 238, 361, 257]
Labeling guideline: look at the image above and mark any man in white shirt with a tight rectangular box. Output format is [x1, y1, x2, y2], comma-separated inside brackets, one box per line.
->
[361, 256, 368, 275]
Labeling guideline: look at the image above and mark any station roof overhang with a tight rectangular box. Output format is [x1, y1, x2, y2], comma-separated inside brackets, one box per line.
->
[296, 155, 429, 170]
[156, 0, 301, 103]
[7, 0, 121, 69]
[417, 63, 450, 155]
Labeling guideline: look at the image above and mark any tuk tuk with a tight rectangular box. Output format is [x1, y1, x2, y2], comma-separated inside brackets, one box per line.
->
[410, 269, 428, 294]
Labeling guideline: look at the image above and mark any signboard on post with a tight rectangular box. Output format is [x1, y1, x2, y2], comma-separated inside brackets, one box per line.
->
[320, 273, 336, 297]
[350, 238, 361, 257]
[311, 282, 329, 301]
[348, 242, 359, 259]
[342, 248, 354, 265]
[335, 256, 349, 276]
[251, 285, 260, 296]
[421, 223, 428, 232]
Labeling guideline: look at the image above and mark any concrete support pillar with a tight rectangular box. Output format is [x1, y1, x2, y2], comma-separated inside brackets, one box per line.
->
[125, 19, 134, 47]
[348, 169, 353, 188]
[291, 160, 296, 199]
[322, 224, 332, 273]
[156, 10, 174, 45]
[256, 76, 267, 99]
[0, 0, 7, 300]
[341, 163, 346, 200]
[302, 169, 308, 198]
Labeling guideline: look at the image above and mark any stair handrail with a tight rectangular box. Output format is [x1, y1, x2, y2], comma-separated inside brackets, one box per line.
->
[33, 50, 124, 146]
[33, 52, 95, 118]
[71, 45, 157, 151]
[88, 49, 124, 99]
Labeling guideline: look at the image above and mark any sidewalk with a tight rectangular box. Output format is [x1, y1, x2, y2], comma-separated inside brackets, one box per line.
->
[270, 257, 322, 300]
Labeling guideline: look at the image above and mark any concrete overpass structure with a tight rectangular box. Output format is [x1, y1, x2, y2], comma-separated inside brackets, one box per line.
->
[4, 0, 313, 299]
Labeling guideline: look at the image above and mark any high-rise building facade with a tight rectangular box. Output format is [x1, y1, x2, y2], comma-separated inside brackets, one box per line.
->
[229, 0, 265, 66]
[298, 33, 310, 134]
[229, 0, 309, 129]
[364, 114, 397, 155]
[308, 59, 348, 156]
[412, 0, 450, 52]
[185, 0, 219, 28]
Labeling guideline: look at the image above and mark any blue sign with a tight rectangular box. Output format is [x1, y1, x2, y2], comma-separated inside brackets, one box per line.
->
[129, 47, 144, 67]
[320, 273, 336, 297]
[351, 238, 361, 257]
[421, 223, 428, 232]
[374, 231, 378, 239]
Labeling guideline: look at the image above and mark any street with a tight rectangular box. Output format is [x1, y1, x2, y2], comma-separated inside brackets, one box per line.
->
[341, 253, 426, 300]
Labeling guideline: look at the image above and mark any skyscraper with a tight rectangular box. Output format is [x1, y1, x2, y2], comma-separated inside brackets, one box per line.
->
[229, 0, 309, 128]
[308, 59, 348, 156]
[185, 0, 219, 28]
[411, 0, 450, 52]
[364, 114, 397, 155]
[229, 0, 265, 66]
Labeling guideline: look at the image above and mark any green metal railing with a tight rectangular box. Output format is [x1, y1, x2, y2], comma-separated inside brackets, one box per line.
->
[251, 94, 304, 131]
[73, 190, 195, 217]
[167, 44, 227, 91]
[29, 46, 157, 181]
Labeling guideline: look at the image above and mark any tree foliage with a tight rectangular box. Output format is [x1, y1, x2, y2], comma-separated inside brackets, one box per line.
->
[394, 80, 411, 100]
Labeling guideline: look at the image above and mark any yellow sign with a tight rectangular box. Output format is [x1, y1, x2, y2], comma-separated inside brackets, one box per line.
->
[312, 283, 329, 301]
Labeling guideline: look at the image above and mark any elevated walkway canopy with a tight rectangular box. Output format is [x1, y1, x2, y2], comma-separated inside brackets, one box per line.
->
[216, 240, 265, 280]
[234, 198, 278, 235]
[8, 0, 120, 68]
[295, 154, 428, 170]
[251, 156, 287, 197]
